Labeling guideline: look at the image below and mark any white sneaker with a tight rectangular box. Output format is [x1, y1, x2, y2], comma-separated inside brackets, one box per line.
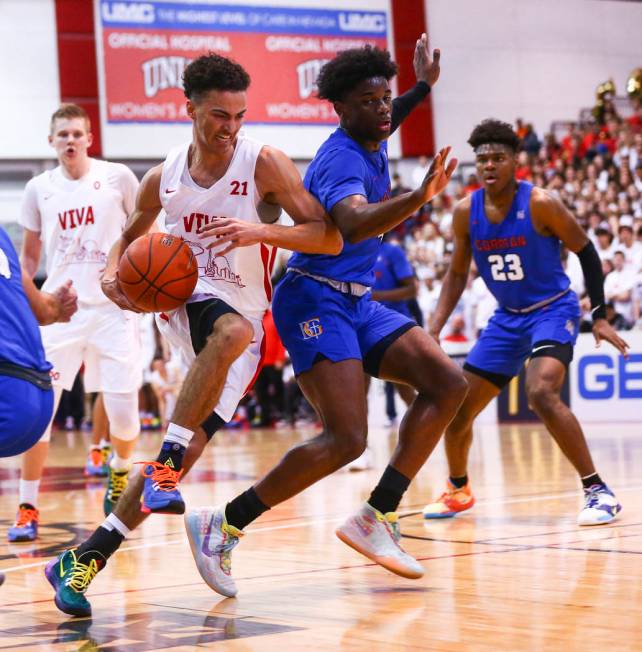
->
[347, 447, 374, 472]
[184, 506, 243, 597]
[335, 502, 424, 579]
[577, 485, 622, 526]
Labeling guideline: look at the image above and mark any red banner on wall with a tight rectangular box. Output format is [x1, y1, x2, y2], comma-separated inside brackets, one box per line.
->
[98, 3, 388, 125]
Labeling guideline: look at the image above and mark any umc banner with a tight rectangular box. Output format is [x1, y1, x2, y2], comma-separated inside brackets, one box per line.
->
[97, 1, 388, 126]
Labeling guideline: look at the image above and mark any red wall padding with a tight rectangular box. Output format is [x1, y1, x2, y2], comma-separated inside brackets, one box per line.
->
[55, 0, 101, 155]
[391, 0, 434, 157]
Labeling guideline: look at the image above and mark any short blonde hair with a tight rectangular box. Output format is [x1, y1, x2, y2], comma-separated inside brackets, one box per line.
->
[49, 103, 91, 134]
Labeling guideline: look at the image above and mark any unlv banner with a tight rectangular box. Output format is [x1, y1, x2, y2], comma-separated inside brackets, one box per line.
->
[97, 1, 388, 126]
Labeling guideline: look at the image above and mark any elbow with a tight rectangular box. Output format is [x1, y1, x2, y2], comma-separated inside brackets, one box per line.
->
[326, 229, 343, 255]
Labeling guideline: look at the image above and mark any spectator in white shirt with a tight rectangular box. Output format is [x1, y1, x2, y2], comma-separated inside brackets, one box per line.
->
[604, 251, 636, 323]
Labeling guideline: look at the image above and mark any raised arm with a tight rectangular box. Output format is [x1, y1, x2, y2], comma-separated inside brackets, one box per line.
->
[101, 164, 163, 311]
[197, 146, 342, 255]
[390, 33, 440, 133]
[428, 199, 473, 339]
[531, 188, 629, 357]
[332, 147, 457, 244]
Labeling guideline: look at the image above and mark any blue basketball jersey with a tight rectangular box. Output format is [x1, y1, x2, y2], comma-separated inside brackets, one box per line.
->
[470, 182, 570, 310]
[373, 241, 414, 316]
[0, 228, 51, 372]
[289, 128, 391, 286]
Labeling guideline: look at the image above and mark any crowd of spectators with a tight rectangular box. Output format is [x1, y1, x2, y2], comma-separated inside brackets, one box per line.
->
[390, 96, 642, 340]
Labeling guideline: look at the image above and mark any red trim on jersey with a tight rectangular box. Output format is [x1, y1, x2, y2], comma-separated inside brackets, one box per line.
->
[260, 243, 273, 301]
[242, 326, 267, 397]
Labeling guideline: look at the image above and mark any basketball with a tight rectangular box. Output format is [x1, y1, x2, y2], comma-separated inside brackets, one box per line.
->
[118, 232, 198, 312]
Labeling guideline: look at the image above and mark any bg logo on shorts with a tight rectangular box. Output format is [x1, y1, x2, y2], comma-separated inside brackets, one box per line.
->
[300, 318, 323, 339]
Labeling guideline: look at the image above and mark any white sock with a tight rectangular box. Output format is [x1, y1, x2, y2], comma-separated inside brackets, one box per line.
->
[100, 438, 110, 449]
[102, 513, 131, 538]
[110, 454, 131, 472]
[164, 422, 193, 449]
[19, 479, 40, 507]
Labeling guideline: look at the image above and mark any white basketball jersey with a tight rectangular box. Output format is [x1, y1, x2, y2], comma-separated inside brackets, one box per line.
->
[160, 137, 277, 320]
[20, 159, 138, 304]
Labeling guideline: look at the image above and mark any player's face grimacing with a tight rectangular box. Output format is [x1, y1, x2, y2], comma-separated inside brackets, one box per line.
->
[48, 117, 92, 163]
[337, 77, 392, 148]
[188, 90, 247, 154]
[475, 143, 517, 194]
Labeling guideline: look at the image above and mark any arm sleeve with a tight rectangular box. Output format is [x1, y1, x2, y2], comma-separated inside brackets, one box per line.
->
[18, 179, 42, 233]
[314, 149, 368, 213]
[577, 241, 607, 320]
[391, 82, 430, 134]
[390, 244, 415, 281]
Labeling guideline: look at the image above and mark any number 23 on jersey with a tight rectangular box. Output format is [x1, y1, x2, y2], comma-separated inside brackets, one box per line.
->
[488, 253, 525, 281]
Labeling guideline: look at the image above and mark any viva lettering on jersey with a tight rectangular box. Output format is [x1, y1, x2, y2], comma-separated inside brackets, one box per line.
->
[57, 206, 95, 230]
[182, 213, 230, 233]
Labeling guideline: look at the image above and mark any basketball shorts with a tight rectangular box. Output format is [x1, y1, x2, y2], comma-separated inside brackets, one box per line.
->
[465, 291, 581, 385]
[155, 299, 265, 423]
[41, 302, 142, 393]
[272, 272, 415, 377]
[0, 376, 53, 457]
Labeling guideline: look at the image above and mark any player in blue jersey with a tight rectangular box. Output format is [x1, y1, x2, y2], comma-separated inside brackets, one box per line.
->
[422, 119, 629, 526]
[349, 237, 418, 470]
[0, 226, 76, 585]
[183, 35, 467, 595]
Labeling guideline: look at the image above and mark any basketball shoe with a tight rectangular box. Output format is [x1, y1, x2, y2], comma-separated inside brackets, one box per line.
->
[347, 447, 374, 472]
[84, 448, 108, 477]
[139, 461, 184, 514]
[45, 549, 105, 617]
[335, 502, 424, 579]
[7, 504, 39, 542]
[103, 468, 129, 516]
[422, 479, 475, 519]
[185, 506, 243, 598]
[577, 484, 622, 526]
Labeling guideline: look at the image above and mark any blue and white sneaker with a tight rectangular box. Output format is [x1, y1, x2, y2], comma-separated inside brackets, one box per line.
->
[577, 484, 622, 526]
[138, 461, 185, 514]
[184, 506, 243, 598]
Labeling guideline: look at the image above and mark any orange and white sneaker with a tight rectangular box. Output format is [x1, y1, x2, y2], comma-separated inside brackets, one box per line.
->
[422, 479, 475, 519]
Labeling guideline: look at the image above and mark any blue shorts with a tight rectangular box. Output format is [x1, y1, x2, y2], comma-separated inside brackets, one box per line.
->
[272, 272, 415, 376]
[465, 291, 581, 385]
[0, 376, 53, 457]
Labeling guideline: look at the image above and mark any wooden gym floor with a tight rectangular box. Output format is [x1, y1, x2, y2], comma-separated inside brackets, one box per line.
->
[1, 420, 641, 651]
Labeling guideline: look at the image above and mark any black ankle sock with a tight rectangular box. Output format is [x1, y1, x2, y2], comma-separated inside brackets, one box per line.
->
[76, 525, 124, 561]
[581, 473, 604, 489]
[156, 441, 186, 471]
[225, 487, 270, 530]
[368, 465, 411, 514]
[449, 474, 468, 489]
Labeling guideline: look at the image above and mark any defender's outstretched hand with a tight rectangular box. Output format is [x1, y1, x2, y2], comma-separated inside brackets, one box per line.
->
[420, 147, 458, 204]
[592, 319, 630, 359]
[198, 218, 265, 255]
[414, 32, 441, 87]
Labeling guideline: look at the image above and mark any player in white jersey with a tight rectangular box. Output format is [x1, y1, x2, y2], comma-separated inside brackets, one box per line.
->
[9, 104, 143, 543]
[46, 54, 342, 617]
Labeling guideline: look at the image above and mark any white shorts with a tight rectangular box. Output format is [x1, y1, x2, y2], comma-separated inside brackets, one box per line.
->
[41, 302, 143, 393]
[155, 303, 264, 423]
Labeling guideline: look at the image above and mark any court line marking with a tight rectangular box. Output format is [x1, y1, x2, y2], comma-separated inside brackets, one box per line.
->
[2, 484, 641, 575]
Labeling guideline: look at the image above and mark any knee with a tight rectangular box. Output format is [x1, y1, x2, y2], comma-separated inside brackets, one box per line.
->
[325, 428, 368, 467]
[526, 382, 557, 415]
[103, 392, 140, 440]
[436, 367, 469, 415]
[209, 316, 254, 356]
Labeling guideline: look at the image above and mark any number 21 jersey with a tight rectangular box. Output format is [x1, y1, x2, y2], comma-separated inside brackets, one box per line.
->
[470, 181, 570, 310]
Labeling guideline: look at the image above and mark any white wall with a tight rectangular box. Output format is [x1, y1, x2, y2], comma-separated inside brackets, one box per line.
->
[0, 0, 60, 159]
[426, 0, 642, 162]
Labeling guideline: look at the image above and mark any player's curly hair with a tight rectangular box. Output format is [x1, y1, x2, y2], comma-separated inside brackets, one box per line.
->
[183, 53, 250, 100]
[316, 45, 398, 103]
[468, 119, 521, 152]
